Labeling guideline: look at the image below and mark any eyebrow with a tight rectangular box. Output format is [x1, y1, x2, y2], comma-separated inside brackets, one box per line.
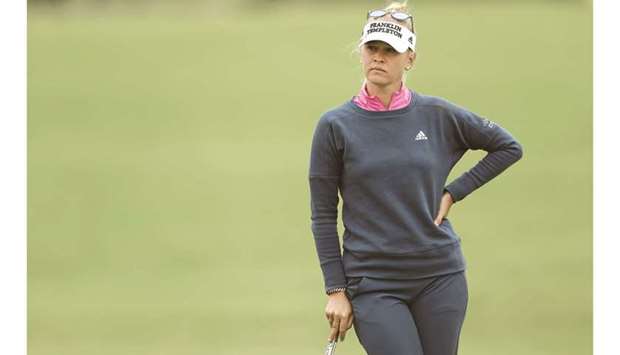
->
[366, 41, 397, 50]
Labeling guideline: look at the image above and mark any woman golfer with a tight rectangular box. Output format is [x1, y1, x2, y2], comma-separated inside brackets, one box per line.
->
[308, 2, 523, 354]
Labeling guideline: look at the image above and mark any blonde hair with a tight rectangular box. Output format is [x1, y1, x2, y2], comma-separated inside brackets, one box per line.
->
[384, 0, 416, 34]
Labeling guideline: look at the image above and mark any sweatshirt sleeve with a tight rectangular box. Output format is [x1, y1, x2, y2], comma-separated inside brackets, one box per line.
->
[444, 106, 524, 202]
[308, 115, 347, 294]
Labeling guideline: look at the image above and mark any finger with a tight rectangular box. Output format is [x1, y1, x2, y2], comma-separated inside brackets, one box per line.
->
[339, 323, 349, 341]
[345, 315, 354, 330]
[328, 319, 341, 342]
[325, 311, 333, 325]
[328, 326, 339, 342]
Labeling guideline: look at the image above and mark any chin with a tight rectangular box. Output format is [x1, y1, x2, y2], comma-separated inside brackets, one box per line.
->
[366, 75, 392, 86]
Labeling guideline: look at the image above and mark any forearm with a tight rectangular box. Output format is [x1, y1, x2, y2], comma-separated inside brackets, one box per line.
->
[445, 140, 523, 202]
[310, 176, 347, 293]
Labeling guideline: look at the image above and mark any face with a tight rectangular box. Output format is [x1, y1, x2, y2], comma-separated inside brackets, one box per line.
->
[360, 19, 415, 87]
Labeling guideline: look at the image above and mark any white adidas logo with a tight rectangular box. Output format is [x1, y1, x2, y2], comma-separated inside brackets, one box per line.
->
[414, 130, 428, 141]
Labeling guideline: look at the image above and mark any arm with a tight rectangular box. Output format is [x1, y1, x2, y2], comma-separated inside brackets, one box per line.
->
[444, 106, 524, 202]
[308, 115, 347, 294]
[309, 115, 355, 342]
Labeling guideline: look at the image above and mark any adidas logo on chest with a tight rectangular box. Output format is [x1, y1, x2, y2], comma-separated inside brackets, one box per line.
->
[414, 130, 428, 141]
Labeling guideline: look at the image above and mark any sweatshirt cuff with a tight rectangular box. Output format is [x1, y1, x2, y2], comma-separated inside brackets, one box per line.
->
[443, 187, 457, 203]
[321, 259, 347, 294]
[443, 181, 469, 203]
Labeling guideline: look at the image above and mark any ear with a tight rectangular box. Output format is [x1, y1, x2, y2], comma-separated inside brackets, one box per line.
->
[409, 51, 416, 66]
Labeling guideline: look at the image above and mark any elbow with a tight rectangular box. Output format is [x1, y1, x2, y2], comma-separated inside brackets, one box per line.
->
[511, 141, 524, 162]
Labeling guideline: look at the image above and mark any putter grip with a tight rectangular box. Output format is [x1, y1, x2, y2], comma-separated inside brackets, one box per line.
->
[324, 340, 337, 355]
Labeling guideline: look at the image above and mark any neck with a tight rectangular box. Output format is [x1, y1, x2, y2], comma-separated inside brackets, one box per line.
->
[365, 79, 403, 108]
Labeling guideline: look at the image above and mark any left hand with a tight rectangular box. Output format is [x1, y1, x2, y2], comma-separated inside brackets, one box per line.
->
[434, 191, 454, 226]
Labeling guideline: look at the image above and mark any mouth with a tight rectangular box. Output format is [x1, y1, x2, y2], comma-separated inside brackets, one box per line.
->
[370, 68, 386, 73]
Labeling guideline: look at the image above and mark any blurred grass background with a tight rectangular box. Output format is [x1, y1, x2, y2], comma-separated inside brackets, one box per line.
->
[28, 0, 592, 354]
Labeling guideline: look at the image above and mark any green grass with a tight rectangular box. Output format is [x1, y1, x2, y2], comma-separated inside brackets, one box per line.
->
[28, 2, 592, 354]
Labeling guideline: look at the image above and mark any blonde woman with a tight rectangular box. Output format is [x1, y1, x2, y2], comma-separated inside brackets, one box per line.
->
[308, 1, 523, 354]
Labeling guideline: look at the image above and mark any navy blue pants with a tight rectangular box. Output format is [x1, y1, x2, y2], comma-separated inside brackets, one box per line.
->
[345, 270, 468, 355]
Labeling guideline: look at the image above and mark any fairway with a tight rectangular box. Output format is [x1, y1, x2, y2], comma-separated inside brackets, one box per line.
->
[28, 1, 592, 354]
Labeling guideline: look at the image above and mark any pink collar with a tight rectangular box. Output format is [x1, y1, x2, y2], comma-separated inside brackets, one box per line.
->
[352, 80, 412, 111]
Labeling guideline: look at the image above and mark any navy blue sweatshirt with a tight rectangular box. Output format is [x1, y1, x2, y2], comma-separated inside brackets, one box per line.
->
[308, 90, 523, 294]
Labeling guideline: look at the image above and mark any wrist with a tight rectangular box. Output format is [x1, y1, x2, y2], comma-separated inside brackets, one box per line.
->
[443, 188, 456, 203]
[326, 287, 346, 296]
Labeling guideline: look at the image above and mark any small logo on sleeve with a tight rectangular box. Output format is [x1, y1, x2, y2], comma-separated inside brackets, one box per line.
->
[482, 118, 496, 128]
[414, 130, 428, 141]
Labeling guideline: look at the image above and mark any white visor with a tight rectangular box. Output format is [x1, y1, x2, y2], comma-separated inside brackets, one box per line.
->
[358, 20, 416, 53]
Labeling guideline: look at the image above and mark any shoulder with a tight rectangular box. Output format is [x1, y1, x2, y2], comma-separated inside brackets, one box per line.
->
[315, 100, 354, 127]
[413, 92, 471, 116]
